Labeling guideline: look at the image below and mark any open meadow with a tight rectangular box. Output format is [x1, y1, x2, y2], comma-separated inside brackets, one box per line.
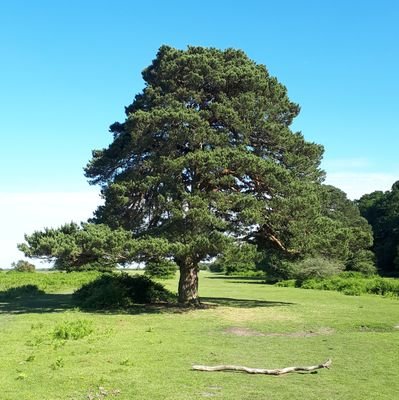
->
[0, 271, 398, 400]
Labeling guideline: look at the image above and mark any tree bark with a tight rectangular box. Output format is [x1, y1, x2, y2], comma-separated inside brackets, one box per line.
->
[192, 359, 332, 375]
[177, 259, 200, 306]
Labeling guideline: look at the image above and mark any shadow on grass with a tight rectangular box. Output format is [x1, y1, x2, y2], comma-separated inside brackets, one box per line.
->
[0, 293, 75, 314]
[0, 285, 293, 315]
[205, 275, 269, 285]
[201, 297, 294, 308]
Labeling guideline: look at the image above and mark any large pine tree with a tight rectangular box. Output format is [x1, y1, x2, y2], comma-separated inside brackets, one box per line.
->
[85, 46, 325, 305]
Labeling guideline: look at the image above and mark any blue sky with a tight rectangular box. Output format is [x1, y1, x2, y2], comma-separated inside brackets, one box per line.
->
[0, 0, 398, 266]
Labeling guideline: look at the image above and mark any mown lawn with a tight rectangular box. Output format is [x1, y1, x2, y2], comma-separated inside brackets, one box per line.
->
[0, 271, 398, 399]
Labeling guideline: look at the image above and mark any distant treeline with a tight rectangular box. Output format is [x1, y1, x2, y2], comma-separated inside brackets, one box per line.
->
[357, 181, 399, 277]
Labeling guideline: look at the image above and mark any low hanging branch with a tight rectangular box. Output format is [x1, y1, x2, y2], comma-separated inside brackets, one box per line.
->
[192, 359, 332, 376]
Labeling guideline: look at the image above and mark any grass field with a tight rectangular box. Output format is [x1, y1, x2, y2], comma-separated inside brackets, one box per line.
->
[0, 271, 398, 399]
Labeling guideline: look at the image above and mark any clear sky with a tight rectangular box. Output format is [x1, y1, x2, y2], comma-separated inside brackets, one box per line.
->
[0, 0, 398, 267]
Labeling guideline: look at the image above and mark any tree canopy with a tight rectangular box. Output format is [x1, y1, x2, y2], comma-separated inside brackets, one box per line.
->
[19, 46, 376, 304]
[18, 223, 135, 271]
[357, 181, 399, 276]
[84, 45, 328, 304]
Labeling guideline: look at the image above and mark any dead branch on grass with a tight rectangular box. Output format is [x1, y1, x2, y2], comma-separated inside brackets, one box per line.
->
[192, 359, 332, 375]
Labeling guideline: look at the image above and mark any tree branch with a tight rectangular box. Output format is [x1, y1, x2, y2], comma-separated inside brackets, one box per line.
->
[192, 359, 332, 375]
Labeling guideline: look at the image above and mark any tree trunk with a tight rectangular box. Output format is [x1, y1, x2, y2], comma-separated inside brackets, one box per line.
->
[177, 259, 200, 306]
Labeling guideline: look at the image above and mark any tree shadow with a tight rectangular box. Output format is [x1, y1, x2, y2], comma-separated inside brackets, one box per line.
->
[206, 274, 265, 281]
[0, 285, 293, 315]
[0, 285, 184, 315]
[205, 275, 268, 285]
[201, 297, 294, 308]
[0, 293, 75, 314]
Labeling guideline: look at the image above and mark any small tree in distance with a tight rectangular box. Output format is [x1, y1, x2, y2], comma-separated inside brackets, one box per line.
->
[11, 260, 36, 273]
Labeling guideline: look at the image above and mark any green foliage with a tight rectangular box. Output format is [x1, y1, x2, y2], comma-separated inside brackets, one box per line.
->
[11, 260, 36, 272]
[84, 45, 326, 304]
[18, 223, 135, 271]
[346, 250, 377, 275]
[1, 271, 399, 399]
[198, 263, 209, 271]
[145, 258, 177, 279]
[50, 357, 65, 370]
[0, 270, 100, 293]
[293, 256, 344, 283]
[293, 272, 399, 297]
[52, 320, 93, 340]
[264, 256, 343, 283]
[260, 185, 375, 280]
[357, 181, 399, 276]
[73, 273, 176, 309]
[295, 185, 374, 267]
[211, 243, 260, 275]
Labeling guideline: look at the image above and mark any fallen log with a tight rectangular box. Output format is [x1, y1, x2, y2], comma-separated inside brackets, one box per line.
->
[192, 358, 332, 375]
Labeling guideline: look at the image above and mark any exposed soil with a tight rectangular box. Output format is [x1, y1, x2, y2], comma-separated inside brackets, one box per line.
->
[225, 327, 265, 336]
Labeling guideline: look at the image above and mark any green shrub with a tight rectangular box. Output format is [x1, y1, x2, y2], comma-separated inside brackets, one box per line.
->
[366, 277, 399, 296]
[11, 260, 36, 273]
[73, 273, 176, 309]
[294, 257, 344, 283]
[198, 263, 209, 271]
[208, 262, 224, 273]
[345, 250, 377, 276]
[52, 320, 93, 340]
[145, 259, 177, 279]
[295, 273, 399, 298]
[275, 279, 296, 288]
[208, 244, 260, 275]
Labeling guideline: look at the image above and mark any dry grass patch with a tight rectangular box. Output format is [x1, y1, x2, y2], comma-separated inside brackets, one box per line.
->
[211, 306, 299, 324]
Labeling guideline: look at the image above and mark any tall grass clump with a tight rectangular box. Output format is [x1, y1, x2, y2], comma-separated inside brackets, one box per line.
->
[52, 320, 93, 340]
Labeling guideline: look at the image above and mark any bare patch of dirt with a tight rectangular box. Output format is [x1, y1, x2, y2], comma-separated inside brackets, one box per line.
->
[225, 327, 265, 336]
[213, 307, 298, 323]
[225, 326, 335, 337]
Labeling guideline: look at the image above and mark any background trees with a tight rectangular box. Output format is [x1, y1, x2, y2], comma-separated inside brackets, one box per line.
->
[11, 260, 36, 273]
[357, 181, 399, 276]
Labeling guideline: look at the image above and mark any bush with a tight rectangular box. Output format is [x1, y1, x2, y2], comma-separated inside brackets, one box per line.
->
[275, 279, 296, 288]
[293, 273, 399, 298]
[208, 262, 225, 273]
[345, 250, 377, 276]
[294, 257, 344, 283]
[73, 273, 176, 309]
[198, 263, 209, 271]
[145, 259, 177, 279]
[211, 244, 260, 275]
[11, 260, 36, 273]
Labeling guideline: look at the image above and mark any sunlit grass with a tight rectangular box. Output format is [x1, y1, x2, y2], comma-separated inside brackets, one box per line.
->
[0, 271, 398, 399]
